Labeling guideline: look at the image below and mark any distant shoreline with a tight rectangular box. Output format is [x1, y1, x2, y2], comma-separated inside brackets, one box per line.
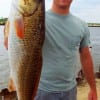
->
[88, 23, 100, 27]
[0, 24, 100, 27]
[0, 17, 100, 27]
[0, 18, 7, 25]
[88, 25, 100, 27]
[0, 24, 5, 25]
[88, 24, 100, 27]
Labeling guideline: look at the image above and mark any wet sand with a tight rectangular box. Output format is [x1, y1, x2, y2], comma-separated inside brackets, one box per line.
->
[77, 78, 100, 100]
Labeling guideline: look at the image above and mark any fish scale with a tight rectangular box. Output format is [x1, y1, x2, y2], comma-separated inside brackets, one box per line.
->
[8, 0, 45, 100]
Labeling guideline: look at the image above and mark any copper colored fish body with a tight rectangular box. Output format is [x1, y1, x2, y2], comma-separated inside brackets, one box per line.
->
[8, 0, 45, 100]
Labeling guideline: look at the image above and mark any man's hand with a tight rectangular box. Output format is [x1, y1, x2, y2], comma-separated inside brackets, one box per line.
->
[4, 20, 9, 50]
[88, 89, 98, 100]
[4, 37, 8, 50]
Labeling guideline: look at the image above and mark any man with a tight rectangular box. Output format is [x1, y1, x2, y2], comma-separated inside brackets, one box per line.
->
[35, 0, 97, 100]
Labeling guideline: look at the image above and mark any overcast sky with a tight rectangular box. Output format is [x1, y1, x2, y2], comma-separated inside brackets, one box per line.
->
[0, 0, 100, 23]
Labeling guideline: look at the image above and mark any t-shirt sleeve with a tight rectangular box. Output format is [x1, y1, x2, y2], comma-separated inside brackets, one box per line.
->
[80, 24, 90, 48]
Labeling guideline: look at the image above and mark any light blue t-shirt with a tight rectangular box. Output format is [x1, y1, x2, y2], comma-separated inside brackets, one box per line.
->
[39, 10, 90, 92]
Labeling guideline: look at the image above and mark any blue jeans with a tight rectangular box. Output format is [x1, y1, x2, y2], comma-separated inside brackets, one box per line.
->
[34, 86, 77, 100]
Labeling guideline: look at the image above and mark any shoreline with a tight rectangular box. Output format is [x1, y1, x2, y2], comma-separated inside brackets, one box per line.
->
[77, 78, 100, 100]
[1, 25, 100, 27]
[88, 25, 100, 27]
[0, 24, 5, 26]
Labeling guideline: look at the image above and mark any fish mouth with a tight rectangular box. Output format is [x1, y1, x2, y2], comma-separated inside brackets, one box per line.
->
[18, 0, 42, 17]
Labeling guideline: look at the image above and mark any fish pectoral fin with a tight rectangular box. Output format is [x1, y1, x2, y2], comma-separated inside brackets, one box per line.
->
[8, 78, 16, 92]
[14, 17, 24, 39]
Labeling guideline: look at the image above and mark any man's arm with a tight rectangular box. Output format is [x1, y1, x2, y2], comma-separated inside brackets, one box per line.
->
[4, 20, 9, 50]
[79, 47, 97, 100]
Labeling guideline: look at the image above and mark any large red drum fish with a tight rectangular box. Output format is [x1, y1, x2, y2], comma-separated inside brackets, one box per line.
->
[8, 0, 45, 100]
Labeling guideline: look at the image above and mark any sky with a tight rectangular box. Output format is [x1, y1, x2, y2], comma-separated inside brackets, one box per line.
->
[0, 0, 100, 23]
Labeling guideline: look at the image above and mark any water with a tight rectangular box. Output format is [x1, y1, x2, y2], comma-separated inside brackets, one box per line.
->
[75, 27, 100, 74]
[0, 26, 8, 63]
[0, 26, 10, 91]
[89, 27, 100, 72]
[0, 26, 100, 73]
[90, 27, 100, 70]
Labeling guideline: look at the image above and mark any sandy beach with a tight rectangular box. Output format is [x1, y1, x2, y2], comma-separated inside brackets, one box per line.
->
[77, 78, 100, 100]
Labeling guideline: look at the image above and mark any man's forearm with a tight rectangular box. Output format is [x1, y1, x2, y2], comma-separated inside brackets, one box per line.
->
[80, 47, 96, 90]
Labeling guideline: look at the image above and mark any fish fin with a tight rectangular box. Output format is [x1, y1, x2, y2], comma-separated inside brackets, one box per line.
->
[8, 78, 16, 92]
[14, 17, 24, 39]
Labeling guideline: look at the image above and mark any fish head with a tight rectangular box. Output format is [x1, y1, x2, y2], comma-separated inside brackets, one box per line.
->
[19, 0, 42, 16]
